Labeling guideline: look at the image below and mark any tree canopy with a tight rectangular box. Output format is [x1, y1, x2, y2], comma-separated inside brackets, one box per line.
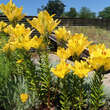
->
[99, 7, 110, 18]
[38, 0, 65, 17]
[38, 2, 98, 19]
[62, 7, 77, 18]
[78, 7, 96, 19]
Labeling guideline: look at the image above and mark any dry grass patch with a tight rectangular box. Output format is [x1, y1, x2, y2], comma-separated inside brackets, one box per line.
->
[64, 26, 110, 47]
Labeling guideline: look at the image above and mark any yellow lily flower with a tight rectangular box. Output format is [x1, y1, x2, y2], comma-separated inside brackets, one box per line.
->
[71, 60, 91, 78]
[51, 60, 71, 78]
[27, 10, 60, 35]
[104, 58, 110, 71]
[20, 93, 29, 103]
[88, 44, 110, 58]
[0, 0, 25, 22]
[67, 33, 92, 57]
[0, 21, 7, 32]
[87, 44, 110, 71]
[3, 24, 43, 51]
[87, 57, 105, 70]
[54, 26, 71, 41]
[16, 59, 24, 64]
[56, 47, 71, 60]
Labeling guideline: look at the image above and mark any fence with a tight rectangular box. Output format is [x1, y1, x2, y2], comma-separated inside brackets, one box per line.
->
[0, 16, 110, 29]
[60, 18, 110, 30]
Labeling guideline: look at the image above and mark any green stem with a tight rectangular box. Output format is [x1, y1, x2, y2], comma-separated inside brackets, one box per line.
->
[48, 85, 50, 109]
[38, 33, 51, 109]
[45, 41, 51, 109]
[90, 66, 105, 109]
[45, 51, 51, 109]
[79, 78, 84, 110]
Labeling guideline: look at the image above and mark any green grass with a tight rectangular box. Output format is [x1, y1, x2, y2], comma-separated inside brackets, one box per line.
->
[64, 26, 110, 48]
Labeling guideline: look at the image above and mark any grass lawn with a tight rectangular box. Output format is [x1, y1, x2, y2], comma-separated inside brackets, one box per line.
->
[64, 26, 110, 48]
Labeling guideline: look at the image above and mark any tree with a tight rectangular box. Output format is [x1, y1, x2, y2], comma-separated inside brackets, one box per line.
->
[38, 0, 65, 17]
[62, 7, 77, 18]
[78, 7, 96, 18]
[99, 7, 110, 18]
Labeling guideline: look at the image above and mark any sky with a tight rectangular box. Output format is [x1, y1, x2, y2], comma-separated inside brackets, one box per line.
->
[0, 0, 110, 16]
